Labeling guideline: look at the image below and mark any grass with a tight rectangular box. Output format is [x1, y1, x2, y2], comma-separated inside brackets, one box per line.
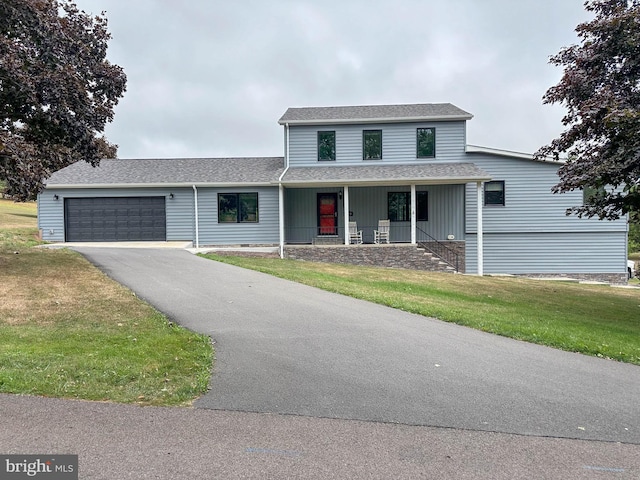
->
[201, 253, 640, 366]
[0, 199, 213, 405]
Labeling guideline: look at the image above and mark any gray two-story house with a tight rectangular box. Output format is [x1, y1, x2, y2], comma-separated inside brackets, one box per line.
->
[37, 103, 629, 282]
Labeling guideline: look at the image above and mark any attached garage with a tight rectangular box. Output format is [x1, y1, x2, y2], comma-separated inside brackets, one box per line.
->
[64, 197, 166, 242]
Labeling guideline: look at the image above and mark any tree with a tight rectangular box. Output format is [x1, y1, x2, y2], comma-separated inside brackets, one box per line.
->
[536, 0, 640, 220]
[0, 0, 126, 201]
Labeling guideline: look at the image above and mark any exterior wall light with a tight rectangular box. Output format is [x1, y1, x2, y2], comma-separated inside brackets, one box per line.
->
[53, 194, 59, 200]
[169, 193, 174, 199]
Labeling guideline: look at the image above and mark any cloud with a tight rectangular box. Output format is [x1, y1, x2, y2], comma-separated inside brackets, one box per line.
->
[74, 0, 593, 158]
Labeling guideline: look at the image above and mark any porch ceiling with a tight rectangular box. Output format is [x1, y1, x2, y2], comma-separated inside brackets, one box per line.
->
[280, 162, 491, 187]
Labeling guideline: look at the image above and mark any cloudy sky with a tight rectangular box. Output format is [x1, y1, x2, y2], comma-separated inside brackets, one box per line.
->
[72, 0, 592, 160]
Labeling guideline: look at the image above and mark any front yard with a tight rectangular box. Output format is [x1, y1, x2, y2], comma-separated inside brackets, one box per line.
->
[203, 253, 640, 366]
[0, 199, 213, 405]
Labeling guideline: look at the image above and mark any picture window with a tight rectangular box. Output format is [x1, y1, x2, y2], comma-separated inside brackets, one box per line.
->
[218, 193, 259, 223]
[388, 191, 428, 221]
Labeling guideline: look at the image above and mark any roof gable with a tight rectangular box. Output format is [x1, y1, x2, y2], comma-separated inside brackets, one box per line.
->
[278, 103, 473, 125]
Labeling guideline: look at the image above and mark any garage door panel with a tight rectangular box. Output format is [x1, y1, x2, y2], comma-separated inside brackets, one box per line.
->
[65, 197, 166, 242]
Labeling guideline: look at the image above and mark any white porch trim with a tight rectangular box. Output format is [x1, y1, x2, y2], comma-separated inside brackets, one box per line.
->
[476, 181, 484, 276]
[410, 184, 416, 244]
[343, 186, 350, 245]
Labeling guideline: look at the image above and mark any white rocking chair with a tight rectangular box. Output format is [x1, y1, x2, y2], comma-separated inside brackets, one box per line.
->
[349, 221, 363, 244]
[374, 219, 390, 244]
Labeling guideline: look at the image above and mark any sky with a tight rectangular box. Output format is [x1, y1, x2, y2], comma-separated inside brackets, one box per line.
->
[72, 0, 593, 160]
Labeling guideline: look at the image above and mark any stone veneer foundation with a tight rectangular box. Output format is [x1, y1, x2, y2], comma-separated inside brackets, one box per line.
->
[284, 243, 461, 273]
[204, 243, 628, 284]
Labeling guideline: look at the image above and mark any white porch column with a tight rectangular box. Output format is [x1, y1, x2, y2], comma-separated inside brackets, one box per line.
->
[279, 184, 285, 258]
[343, 186, 350, 245]
[476, 181, 484, 276]
[410, 184, 417, 244]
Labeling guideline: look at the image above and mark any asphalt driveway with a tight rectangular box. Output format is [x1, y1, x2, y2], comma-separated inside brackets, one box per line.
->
[75, 247, 640, 444]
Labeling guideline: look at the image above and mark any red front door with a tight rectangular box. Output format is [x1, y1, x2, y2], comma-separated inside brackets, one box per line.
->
[317, 193, 338, 235]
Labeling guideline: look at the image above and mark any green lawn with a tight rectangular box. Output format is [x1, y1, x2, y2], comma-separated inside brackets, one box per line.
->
[202, 253, 640, 366]
[1, 196, 637, 407]
[0, 199, 213, 405]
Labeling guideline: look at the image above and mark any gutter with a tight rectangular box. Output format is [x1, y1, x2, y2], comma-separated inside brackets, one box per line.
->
[45, 181, 276, 189]
[277, 115, 473, 126]
[279, 176, 492, 188]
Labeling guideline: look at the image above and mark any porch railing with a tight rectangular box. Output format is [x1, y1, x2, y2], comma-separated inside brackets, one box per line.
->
[416, 226, 460, 272]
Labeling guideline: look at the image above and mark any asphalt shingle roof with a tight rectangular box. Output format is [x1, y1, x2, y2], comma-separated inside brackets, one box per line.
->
[278, 103, 473, 125]
[46, 157, 286, 186]
[281, 163, 490, 185]
[45, 158, 490, 188]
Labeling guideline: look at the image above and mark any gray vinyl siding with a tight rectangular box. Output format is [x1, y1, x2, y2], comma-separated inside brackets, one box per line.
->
[196, 186, 280, 245]
[38, 190, 66, 242]
[466, 232, 628, 274]
[465, 154, 625, 233]
[284, 184, 464, 244]
[463, 152, 628, 275]
[38, 186, 279, 245]
[287, 121, 467, 166]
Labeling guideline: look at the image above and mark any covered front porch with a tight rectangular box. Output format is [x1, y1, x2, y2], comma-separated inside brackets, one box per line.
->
[279, 183, 469, 272]
[277, 162, 490, 274]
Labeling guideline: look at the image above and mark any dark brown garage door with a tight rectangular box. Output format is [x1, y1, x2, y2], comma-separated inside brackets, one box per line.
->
[65, 197, 166, 242]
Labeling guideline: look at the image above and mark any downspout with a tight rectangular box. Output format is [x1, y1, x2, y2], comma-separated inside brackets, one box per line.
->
[192, 184, 199, 249]
[277, 123, 290, 258]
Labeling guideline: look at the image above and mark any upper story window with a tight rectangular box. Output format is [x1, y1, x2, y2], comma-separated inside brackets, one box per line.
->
[218, 193, 259, 223]
[484, 181, 505, 206]
[417, 127, 436, 158]
[363, 130, 382, 160]
[318, 131, 336, 161]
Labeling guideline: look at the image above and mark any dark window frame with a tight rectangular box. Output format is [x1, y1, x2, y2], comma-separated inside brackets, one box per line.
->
[484, 181, 505, 206]
[388, 191, 429, 222]
[317, 131, 336, 161]
[363, 129, 382, 160]
[416, 127, 436, 158]
[417, 191, 428, 221]
[388, 192, 409, 222]
[218, 192, 259, 223]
